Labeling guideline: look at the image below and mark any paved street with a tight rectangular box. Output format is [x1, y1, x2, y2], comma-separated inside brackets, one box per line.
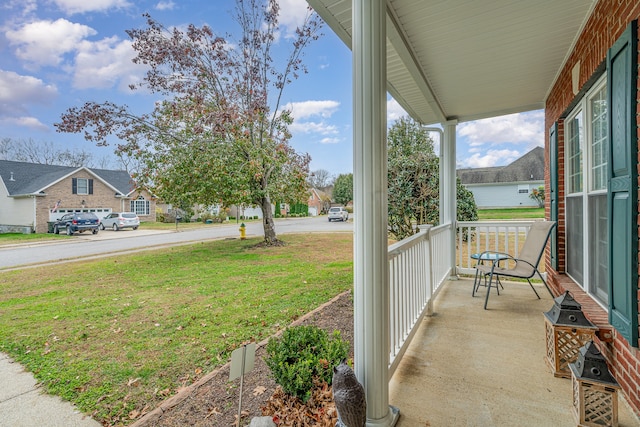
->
[0, 215, 353, 270]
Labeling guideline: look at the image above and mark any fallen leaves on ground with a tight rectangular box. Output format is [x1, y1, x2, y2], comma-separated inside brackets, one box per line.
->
[261, 379, 337, 426]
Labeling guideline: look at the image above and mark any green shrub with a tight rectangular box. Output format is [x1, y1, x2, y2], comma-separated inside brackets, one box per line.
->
[200, 212, 214, 223]
[265, 325, 349, 402]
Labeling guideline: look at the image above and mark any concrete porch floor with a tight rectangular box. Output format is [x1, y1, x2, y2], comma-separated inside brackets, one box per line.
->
[389, 278, 639, 427]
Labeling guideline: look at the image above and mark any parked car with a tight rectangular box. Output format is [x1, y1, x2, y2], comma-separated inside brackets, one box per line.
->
[328, 206, 349, 222]
[53, 212, 100, 235]
[100, 212, 140, 231]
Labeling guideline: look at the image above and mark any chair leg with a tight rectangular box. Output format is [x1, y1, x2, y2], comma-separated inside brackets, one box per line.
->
[537, 270, 555, 297]
[484, 271, 495, 309]
[527, 279, 541, 299]
[472, 268, 480, 296]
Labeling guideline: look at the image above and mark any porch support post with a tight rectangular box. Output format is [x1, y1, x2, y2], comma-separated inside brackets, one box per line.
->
[353, 0, 398, 426]
[442, 121, 458, 278]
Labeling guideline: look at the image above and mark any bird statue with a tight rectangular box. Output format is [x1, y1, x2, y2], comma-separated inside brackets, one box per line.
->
[332, 359, 367, 427]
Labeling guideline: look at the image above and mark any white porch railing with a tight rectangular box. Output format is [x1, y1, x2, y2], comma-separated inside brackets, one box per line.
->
[387, 220, 537, 376]
[456, 220, 536, 276]
[387, 223, 451, 376]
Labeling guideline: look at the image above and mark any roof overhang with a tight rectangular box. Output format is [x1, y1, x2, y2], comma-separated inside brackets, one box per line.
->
[307, 0, 597, 125]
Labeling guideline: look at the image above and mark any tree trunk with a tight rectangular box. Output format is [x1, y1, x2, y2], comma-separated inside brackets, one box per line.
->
[260, 196, 278, 245]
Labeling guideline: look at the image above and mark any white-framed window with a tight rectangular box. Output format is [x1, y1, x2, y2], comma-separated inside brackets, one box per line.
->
[517, 185, 529, 194]
[72, 177, 92, 195]
[130, 196, 150, 216]
[564, 74, 608, 306]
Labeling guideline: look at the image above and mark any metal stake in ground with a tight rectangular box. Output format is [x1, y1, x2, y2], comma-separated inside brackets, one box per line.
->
[229, 342, 256, 426]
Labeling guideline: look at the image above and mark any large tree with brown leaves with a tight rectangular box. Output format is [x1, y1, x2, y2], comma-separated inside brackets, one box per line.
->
[56, 0, 321, 245]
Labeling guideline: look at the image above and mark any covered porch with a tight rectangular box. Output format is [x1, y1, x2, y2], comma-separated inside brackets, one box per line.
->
[305, 0, 640, 425]
[381, 220, 640, 425]
[389, 275, 640, 426]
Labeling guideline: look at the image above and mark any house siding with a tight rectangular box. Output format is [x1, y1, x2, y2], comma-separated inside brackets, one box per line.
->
[465, 181, 543, 208]
[0, 181, 33, 227]
[545, 0, 640, 418]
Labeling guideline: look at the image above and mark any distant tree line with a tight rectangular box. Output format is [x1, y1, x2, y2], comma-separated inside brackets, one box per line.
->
[0, 137, 115, 169]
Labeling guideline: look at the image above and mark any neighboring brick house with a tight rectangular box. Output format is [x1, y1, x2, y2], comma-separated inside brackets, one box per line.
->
[457, 146, 544, 208]
[0, 160, 156, 233]
[308, 188, 332, 216]
[544, 3, 640, 416]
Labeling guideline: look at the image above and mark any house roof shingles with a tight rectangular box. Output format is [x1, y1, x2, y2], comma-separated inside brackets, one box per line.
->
[457, 147, 544, 185]
[0, 160, 135, 196]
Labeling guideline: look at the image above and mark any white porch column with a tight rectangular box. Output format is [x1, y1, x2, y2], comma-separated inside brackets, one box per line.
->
[442, 121, 458, 278]
[352, 0, 398, 426]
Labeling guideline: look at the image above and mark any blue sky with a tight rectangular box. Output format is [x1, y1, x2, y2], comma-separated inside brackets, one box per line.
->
[0, 0, 544, 177]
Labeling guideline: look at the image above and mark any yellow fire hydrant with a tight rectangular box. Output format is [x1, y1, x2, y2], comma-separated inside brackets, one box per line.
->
[239, 223, 246, 240]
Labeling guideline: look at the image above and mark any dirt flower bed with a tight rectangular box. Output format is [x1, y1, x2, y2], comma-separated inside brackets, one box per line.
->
[132, 291, 354, 427]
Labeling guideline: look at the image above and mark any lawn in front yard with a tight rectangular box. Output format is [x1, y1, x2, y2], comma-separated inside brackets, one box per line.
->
[0, 233, 353, 425]
[477, 207, 544, 220]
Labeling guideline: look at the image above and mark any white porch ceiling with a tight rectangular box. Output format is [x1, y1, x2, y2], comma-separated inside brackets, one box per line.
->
[306, 0, 597, 125]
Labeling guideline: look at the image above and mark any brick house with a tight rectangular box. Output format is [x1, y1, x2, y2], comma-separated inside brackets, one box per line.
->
[0, 160, 156, 233]
[544, 3, 640, 416]
[308, 187, 331, 216]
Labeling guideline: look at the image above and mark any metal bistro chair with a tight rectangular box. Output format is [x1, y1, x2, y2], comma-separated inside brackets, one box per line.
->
[475, 221, 556, 309]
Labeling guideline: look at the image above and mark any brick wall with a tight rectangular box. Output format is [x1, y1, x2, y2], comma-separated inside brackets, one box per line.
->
[35, 171, 156, 233]
[544, 0, 640, 419]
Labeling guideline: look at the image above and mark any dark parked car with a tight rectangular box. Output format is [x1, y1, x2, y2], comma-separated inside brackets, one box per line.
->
[53, 212, 100, 235]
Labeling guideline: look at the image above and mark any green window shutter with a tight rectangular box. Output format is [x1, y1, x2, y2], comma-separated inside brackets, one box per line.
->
[607, 20, 638, 347]
[88, 179, 94, 195]
[549, 122, 558, 270]
[72, 178, 77, 194]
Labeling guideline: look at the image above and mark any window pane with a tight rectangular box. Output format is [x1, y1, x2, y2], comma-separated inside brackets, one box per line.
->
[566, 195, 584, 285]
[77, 178, 88, 194]
[590, 87, 608, 191]
[588, 194, 608, 304]
[130, 198, 150, 216]
[567, 112, 583, 194]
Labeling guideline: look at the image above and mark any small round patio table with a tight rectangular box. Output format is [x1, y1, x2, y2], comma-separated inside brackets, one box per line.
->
[470, 252, 509, 296]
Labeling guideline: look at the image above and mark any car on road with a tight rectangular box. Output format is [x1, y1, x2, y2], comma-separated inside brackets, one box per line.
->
[328, 206, 349, 222]
[53, 212, 100, 235]
[100, 212, 140, 231]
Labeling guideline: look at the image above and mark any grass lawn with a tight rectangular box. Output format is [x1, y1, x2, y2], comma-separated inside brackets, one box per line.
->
[0, 233, 353, 425]
[477, 207, 544, 220]
[0, 233, 68, 244]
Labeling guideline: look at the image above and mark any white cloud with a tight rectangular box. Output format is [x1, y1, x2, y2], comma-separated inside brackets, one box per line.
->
[52, 0, 131, 15]
[0, 70, 58, 115]
[283, 100, 339, 120]
[320, 137, 340, 144]
[289, 121, 338, 135]
[387, 98, 407, 122]
[277, 0, 312, 35]
[5, 18, 96, 67]
[73, 37, 144, 91]
[0, 116, 49, 131]
[460, 149, 522, 168]
[155, 1, 176, 11]
[0, 69, 54, 131]
[2, 0, 37, 16]
[458, 111, 544, 148]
